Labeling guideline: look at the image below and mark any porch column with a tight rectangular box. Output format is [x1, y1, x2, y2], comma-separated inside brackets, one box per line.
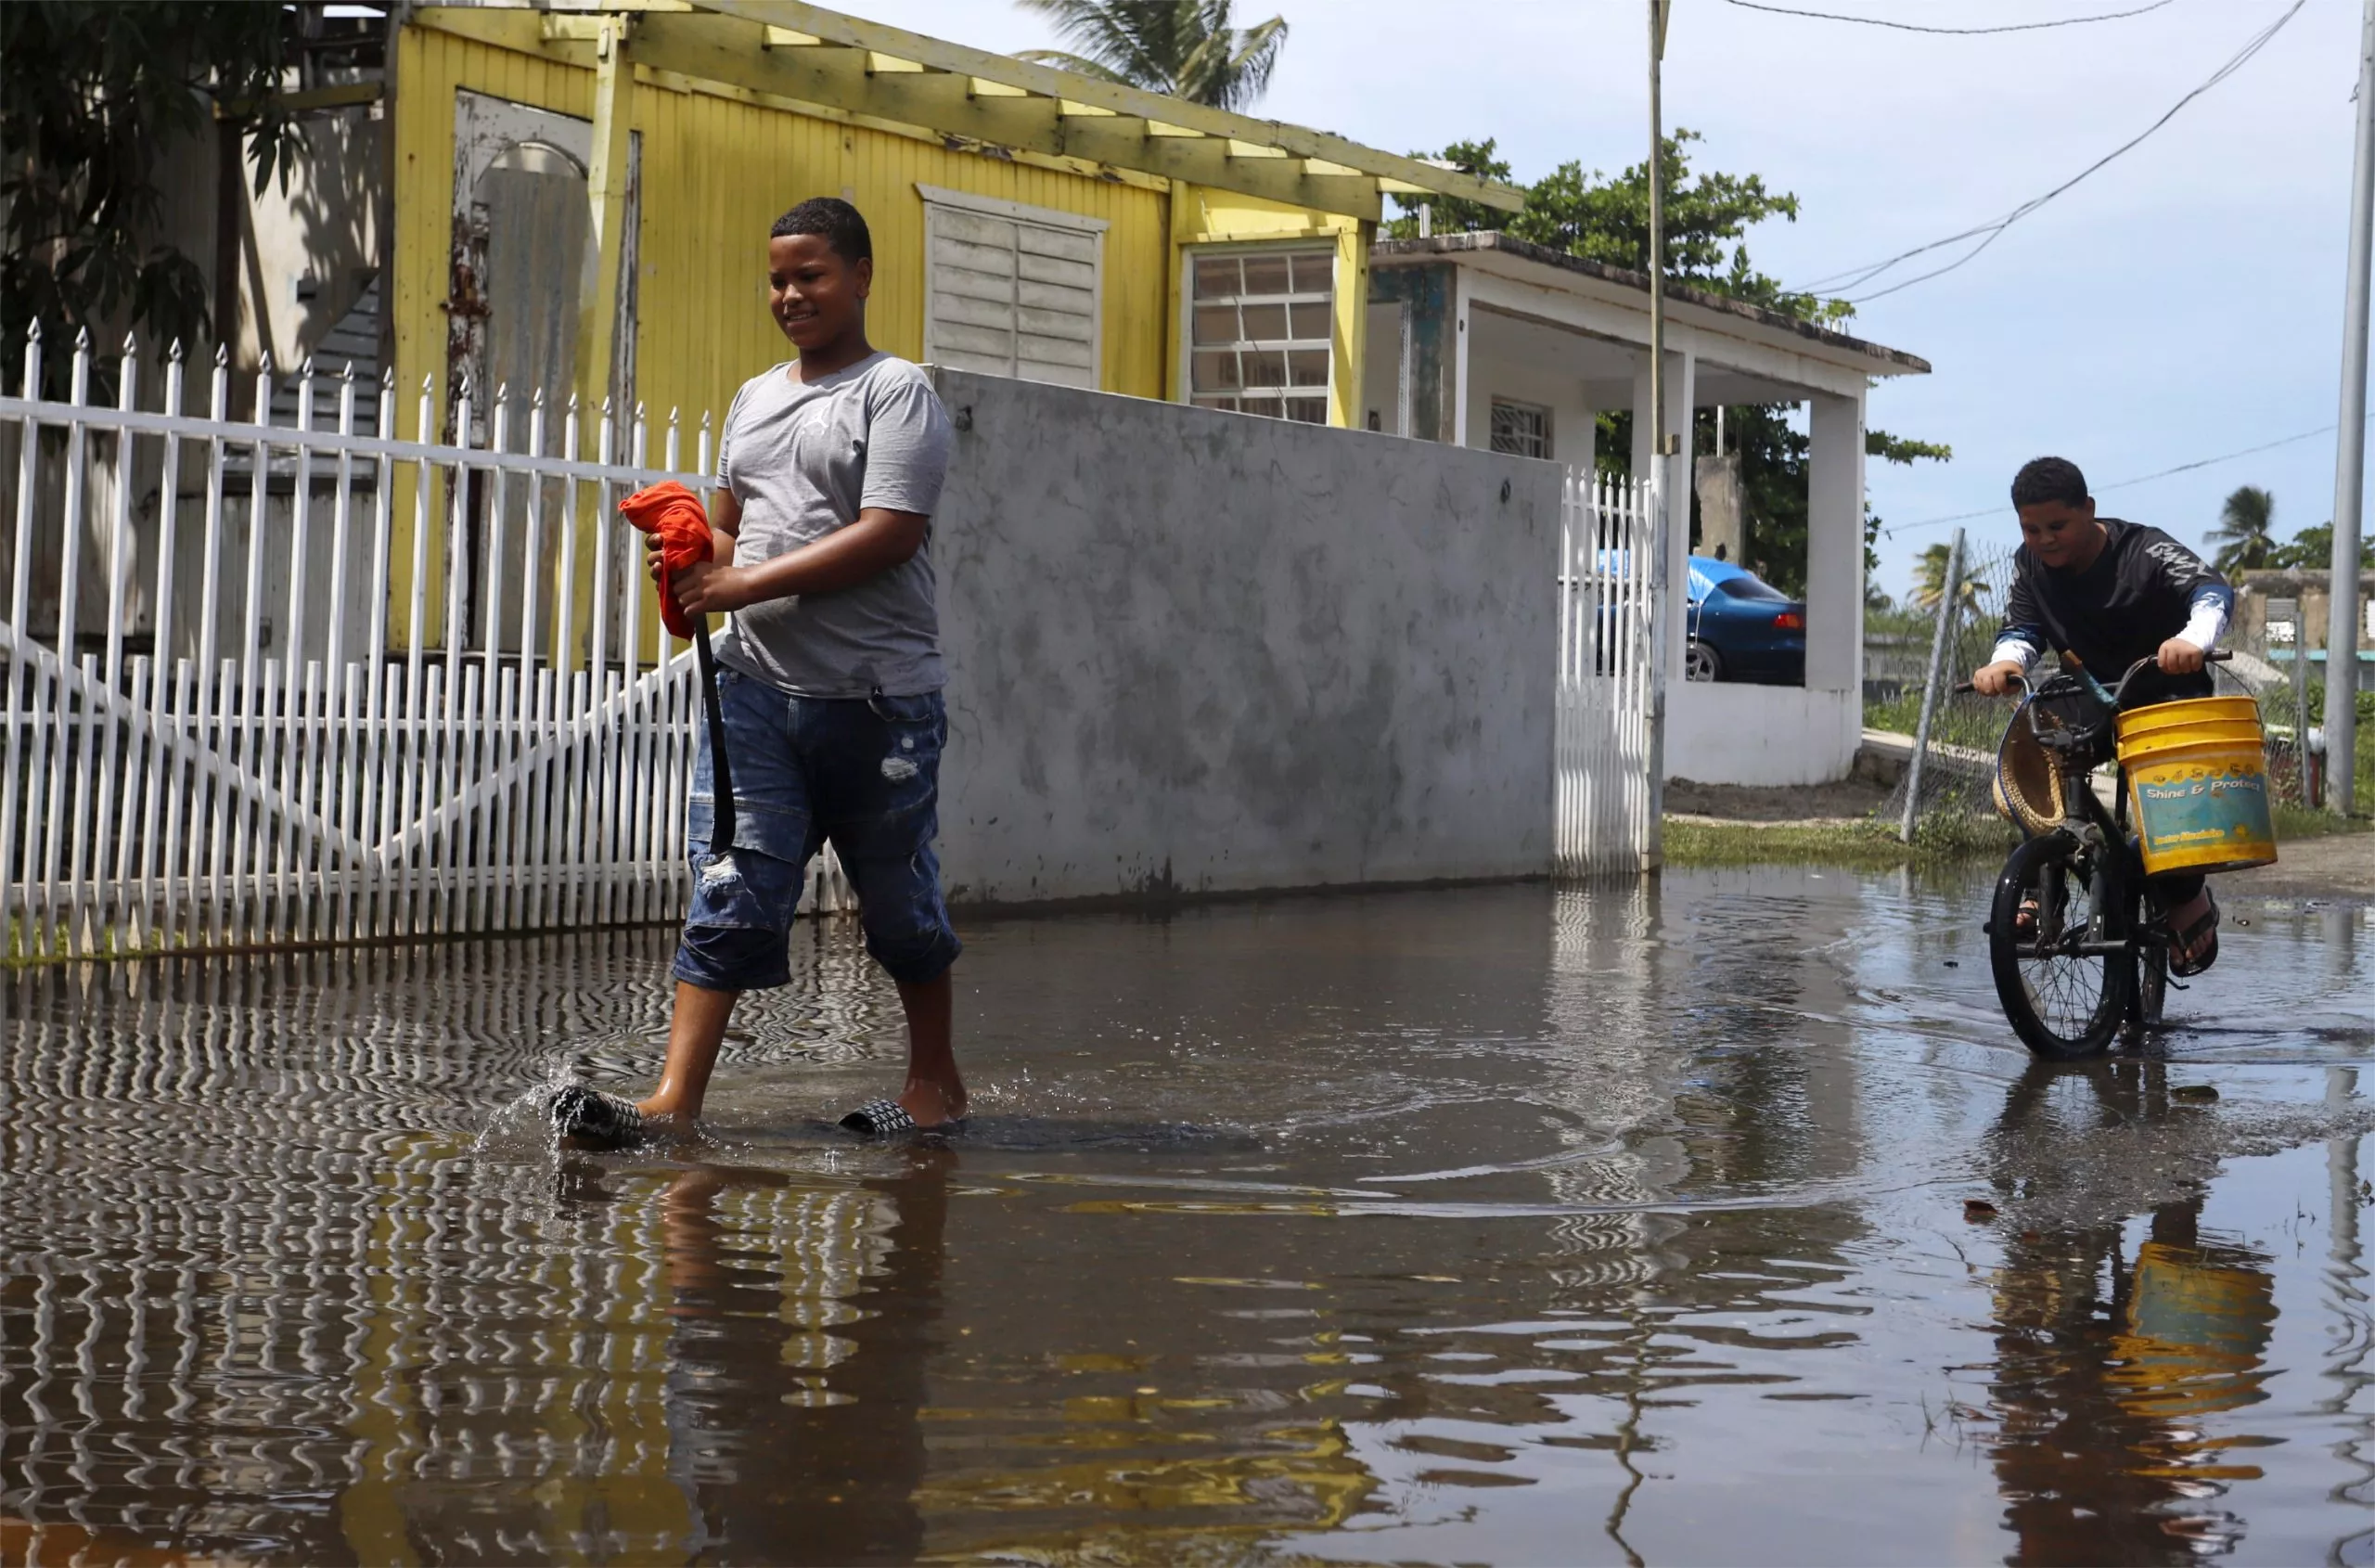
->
[1805, 392, 1865, 694]
[1631, 349, 1695, 678]
[565, 18, 634, 674]
[1327, 219, 1370, 430]
[573, 18, 634, 423]
[1450, 267, 1471, 446]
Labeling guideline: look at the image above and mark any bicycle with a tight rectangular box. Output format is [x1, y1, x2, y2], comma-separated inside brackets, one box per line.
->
[1961, 651, 2233, 1060]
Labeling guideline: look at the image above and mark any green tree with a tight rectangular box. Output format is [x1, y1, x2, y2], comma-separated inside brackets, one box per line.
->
[2205, 484, 2278, 573]
[1, 2, 296, 396]
[1392, 133, 1949, 595]
[1911, 541, 1991, 612]
[2269, 520, 2375, 572]
[1014, 0, 1287, 110]
[1387, 133, 1844, 322]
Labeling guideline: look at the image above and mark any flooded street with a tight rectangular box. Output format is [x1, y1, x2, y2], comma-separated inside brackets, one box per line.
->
[4, 869, 2371, 1565]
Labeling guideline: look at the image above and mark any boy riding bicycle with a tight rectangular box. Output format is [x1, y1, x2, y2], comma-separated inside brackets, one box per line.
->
[1970, 456, 2234, 976]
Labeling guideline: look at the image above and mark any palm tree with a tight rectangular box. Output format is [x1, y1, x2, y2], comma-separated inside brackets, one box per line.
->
[1911, 542, 1992, 613]
[1014, 1, 1289, 111]
[2206, 484, 2277, 573]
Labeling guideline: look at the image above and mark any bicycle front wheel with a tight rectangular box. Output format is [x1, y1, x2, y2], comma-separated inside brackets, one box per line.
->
[2137, 942, 2168, 1030]
[1988, 833, 2133, 1059]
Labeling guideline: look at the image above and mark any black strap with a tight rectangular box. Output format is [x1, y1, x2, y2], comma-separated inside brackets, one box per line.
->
[693, 619, 737, 852]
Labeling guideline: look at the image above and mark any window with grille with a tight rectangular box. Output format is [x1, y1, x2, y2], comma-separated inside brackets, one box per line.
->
[920, 186, 1104, 389]
[1188, 248, 1334, 423]
[1490, 398, 1552, 459]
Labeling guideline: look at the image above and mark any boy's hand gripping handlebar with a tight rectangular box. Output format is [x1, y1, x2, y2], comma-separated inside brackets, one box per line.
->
[1954, 649, 2230, 697]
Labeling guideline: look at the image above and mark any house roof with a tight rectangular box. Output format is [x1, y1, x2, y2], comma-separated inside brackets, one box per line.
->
[428, 2, 1527, 219]
[1373, 231, 1932, 378]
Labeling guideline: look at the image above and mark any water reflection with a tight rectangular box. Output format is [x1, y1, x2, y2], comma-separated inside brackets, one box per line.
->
[648, 1151, 945, 1563]
[1980, 1062, 2279, 1562]
[0, 877, 2368, 1564]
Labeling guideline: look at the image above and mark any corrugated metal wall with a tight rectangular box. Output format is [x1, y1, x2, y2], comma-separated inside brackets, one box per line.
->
[632, 84, 1170, 420]
[392, 24, 1169, 442]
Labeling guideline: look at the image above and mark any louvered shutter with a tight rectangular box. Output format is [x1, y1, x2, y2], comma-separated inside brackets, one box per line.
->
[920, 186, 1104, 390]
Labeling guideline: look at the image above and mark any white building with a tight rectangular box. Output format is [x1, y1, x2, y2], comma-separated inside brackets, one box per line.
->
[1367, 232, 1931, 787]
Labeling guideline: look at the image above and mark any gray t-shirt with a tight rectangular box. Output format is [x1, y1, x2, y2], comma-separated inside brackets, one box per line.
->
[711, 353, 952, 697]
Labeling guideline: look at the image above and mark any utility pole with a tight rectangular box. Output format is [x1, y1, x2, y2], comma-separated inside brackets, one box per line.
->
[1647, 0, 1671, 476]
[1643, 0, 1674, 868]
[2324, 0, 2375, 816]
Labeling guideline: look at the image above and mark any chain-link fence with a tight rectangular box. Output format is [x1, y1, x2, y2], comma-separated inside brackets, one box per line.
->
[2257, 675, 2374, 809]
[1873, 533, 2023, 851]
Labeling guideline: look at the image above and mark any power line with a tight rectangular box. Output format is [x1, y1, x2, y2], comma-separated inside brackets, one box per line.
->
[1879, 417, 2367, 540]
[1816, 1, 2304, 299]
[1721, 0, 2174, 36]
[1794, 0, 2306, 303]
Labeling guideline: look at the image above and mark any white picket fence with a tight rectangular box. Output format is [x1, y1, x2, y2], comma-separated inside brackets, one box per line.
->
[0, 327, 845, 962]
[0, 328, 1658, 961]
[1553, 470, 1666, 877]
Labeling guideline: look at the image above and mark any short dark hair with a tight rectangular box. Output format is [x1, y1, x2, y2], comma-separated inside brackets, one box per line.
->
[770, 197, 872, 263]
[2010, 456, 2088, 509]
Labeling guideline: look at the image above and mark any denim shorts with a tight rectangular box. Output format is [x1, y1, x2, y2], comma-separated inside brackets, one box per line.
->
[674, 665, 961, 991]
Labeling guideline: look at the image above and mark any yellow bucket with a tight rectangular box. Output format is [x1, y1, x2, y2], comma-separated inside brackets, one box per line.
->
[2114, 696, 2279, 877]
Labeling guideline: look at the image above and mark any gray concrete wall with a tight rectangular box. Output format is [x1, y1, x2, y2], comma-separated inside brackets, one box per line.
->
[929, 368, 1560, 906]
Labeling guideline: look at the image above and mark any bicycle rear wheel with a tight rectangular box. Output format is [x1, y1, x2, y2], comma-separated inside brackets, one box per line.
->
[1988, 833, 2133, 1059]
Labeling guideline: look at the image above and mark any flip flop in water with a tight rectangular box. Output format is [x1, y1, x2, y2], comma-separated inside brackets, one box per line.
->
[2167, 891, 2220, 979]
[549, 1083, 650, 1150]
[839, 1099, 967, 1138]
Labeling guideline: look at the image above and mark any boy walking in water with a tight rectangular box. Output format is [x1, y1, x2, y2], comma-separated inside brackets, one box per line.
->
[1970, 456, 2233, 975]
[555, 197, 965, 1143]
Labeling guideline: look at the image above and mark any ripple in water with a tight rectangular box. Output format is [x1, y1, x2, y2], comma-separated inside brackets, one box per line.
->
[3, 880, 2369, 1565]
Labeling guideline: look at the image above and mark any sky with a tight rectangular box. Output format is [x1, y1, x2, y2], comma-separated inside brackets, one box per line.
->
[857, 0, 2369, 603]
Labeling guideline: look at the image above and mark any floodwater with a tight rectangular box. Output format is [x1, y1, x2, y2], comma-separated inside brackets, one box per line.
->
[3, 868, 2370, 1567]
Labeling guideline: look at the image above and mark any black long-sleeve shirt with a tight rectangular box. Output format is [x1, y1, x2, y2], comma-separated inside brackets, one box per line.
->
[1993, 518, 2233, 707]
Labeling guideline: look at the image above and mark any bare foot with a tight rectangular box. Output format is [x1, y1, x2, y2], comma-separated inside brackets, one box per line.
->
[895, 1076, 968, 1128]
[632, 1098, 700, 1136]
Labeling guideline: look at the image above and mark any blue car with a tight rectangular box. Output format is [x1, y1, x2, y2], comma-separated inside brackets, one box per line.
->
[1686, 556, 1805, 684]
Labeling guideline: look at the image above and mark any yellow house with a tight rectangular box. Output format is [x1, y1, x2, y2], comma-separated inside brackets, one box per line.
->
[392, 0, 1521, 448]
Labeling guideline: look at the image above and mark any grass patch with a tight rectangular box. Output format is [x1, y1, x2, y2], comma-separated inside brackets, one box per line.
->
[2, 919, 179, 968]
[2272, 802, 2372, 841]
[1666, 798, 2358, 871]
[1864, 690, 1925, 736]
[1662, 814, 2013, 869]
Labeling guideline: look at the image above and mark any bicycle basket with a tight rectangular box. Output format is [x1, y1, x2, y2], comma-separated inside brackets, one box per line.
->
[1993, 710, 2067, 837]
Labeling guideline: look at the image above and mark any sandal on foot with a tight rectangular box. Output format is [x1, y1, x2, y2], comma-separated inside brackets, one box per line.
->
[2014, 893, 2041, 939]
[839, 1098, 967, 1138]
[2168, 893, 2220, 979]
[550, 1083, 649, 1150]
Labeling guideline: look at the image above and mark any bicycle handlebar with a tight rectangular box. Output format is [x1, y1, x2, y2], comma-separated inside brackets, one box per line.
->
[1950, 649, 2229, 699]
[2113, 648, 2231, 700]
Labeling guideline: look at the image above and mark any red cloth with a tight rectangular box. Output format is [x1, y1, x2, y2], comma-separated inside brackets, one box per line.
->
[619, 482, 712, 637]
